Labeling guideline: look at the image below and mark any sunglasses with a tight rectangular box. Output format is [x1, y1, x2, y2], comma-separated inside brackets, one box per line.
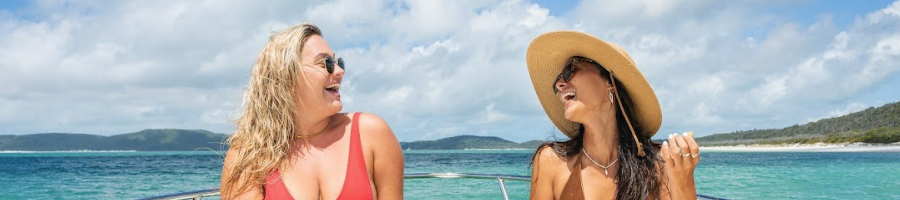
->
[552, 57, 599, 94]
[323, 56, 345, 74]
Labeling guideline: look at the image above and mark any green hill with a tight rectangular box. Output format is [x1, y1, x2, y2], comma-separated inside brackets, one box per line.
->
[696, 101, 900, 146]
[400, 135, 542, 150]
[0, 129, 228, 151]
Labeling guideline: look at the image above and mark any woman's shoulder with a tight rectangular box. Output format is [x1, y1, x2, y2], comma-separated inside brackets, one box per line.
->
[531, 143, 568, 186]
[534, 144, 567, 166]
[344, 112, 396, 141]
[224, 147, 238, 163]
[342, 112, 390, 131]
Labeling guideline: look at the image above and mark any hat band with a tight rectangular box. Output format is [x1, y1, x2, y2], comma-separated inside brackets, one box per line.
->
[610, 72, 645, 157]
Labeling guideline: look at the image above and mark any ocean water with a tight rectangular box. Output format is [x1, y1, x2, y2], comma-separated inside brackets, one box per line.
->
[1, 150, 899, 200]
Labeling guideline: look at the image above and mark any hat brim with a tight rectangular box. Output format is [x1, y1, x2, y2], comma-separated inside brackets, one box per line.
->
[526, 31, 662, 138]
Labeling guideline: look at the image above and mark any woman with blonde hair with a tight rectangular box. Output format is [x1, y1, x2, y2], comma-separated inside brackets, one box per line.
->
[527, 31, 700, 200]
[220, 23, 404, 200]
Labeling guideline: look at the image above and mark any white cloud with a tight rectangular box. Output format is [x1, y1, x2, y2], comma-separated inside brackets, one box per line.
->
[824, 102, 869, 120]
[1, 0, 899, 142]
[0, 0, 313, 134]
[334, 0, 564, 141]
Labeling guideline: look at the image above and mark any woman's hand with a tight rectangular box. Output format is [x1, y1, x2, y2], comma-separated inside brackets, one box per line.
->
[660, 131, 700, 200]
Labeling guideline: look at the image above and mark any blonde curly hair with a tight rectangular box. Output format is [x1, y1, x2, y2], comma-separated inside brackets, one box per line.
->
[221, 23, 322, 199]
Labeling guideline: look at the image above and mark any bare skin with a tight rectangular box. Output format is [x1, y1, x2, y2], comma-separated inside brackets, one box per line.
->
[530, 61, 699, 200]
[222, 35, 404, 200]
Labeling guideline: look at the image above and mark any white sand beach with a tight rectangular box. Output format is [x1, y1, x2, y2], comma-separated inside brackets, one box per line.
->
[700, 142, 900, 152]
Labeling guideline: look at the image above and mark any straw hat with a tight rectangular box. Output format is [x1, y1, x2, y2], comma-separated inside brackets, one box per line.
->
[526, 31, 662, 138]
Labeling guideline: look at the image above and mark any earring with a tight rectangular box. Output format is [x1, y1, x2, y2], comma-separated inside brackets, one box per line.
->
[609, 92, 614, 105]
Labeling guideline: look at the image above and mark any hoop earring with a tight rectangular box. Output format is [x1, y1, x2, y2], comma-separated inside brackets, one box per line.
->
[609, 92, 614, 105]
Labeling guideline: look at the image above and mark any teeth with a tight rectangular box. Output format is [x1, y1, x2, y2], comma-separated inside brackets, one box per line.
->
[562, 91, 576, 100]
[325, 83, 340, 90]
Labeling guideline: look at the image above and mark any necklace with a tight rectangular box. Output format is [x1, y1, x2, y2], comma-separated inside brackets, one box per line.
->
[294, 119, 332, 139]
[582, 148, 619, 176]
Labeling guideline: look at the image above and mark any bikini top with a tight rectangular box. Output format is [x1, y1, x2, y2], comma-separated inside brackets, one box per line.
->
[264, 112, 373, 200]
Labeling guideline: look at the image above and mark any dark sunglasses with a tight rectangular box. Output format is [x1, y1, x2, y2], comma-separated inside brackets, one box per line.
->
[552, 57, 599, 94]
[323, 56, 345, 74]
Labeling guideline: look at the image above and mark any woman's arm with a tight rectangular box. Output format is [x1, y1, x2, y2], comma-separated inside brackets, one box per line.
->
[360, 113, 404, 200]
[530, 146, 558, 200]
[660, 132, 700, 200]
[221, 148, 264, 200]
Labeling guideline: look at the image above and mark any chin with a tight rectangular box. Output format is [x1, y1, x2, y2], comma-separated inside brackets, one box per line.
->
[563, 106, 586, 123]
[329, 102, 343, 113]
[563, 109, 577, 121]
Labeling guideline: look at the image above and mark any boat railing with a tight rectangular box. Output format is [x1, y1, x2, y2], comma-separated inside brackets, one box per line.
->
[404, 172, 531, 200]
[137, 173, 726, 200]
[137, 188, 219, 200]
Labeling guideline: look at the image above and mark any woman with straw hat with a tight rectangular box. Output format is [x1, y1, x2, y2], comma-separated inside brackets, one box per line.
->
[528, 31, 700, 200]
[220, 23, 404, 200]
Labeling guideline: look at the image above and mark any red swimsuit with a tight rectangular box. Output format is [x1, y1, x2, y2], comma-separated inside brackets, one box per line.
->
[264, 112, 373, 200]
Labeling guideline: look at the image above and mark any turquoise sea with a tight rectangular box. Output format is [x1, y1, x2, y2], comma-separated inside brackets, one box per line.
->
[1, 150, 899, 199]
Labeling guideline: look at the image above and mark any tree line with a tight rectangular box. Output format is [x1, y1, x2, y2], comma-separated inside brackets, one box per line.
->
[696, 101, 900, 146]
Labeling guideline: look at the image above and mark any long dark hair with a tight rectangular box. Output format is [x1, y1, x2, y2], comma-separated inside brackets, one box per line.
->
[531, 64, 663, 200]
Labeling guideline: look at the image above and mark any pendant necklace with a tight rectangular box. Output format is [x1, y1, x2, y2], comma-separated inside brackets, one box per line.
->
[582, 148, 619, 176]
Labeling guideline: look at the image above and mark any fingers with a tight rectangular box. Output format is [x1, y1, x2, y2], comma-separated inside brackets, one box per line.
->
[673, 133, 692, 164]
[663, 131, 703, 170]
[661, 140, 675, 169]
[684, 131, 701, 164]
[666, 134, 683, 167]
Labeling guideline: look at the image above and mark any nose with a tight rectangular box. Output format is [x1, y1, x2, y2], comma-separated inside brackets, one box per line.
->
[555, 78, 567, 93]
[332, 64, 345, 78]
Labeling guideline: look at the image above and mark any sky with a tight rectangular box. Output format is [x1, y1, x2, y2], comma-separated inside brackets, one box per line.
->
[1, 0, 899, 142]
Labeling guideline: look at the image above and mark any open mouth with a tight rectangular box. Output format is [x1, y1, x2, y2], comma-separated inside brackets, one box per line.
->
[325, 83, 340, 93]
[562, 91, 576, 102]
